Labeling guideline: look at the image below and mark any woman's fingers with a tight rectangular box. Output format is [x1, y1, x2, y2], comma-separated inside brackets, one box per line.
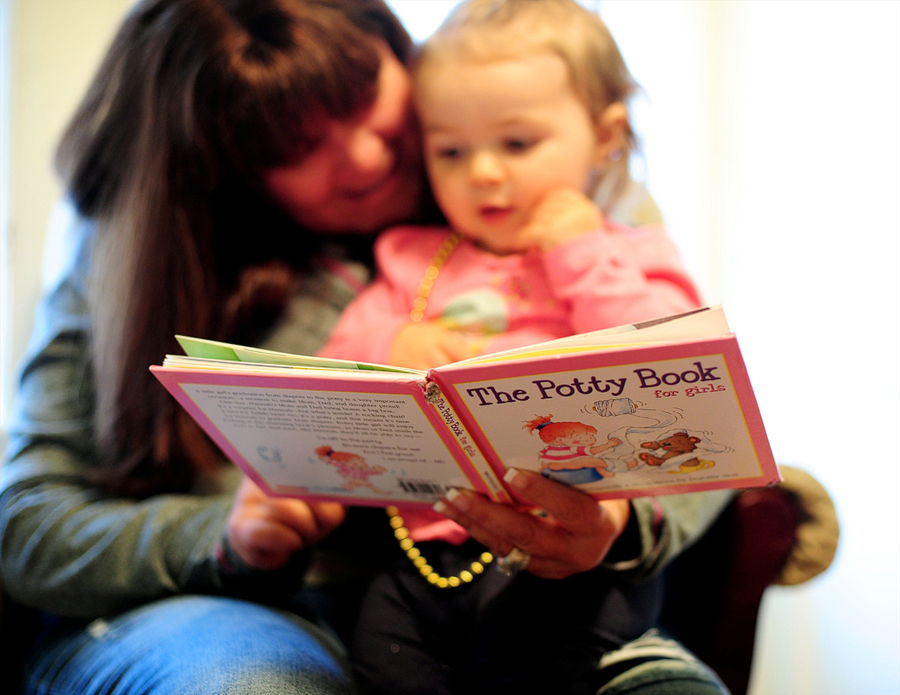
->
[440, 489, 542, 552]
[434, 471, 630, 579]
[502, 469, 606, 533]
[436, 491, 588, 578]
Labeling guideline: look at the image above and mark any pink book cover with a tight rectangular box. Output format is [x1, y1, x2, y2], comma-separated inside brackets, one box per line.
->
[427, 334, 780, 502]
[150, 366, 504, 507]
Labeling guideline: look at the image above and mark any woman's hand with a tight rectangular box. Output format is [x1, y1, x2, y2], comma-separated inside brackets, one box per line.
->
[517, 188, 605, 252]
[388, 320, 479, 370]
[434, 469, 630, 579]
[227, 476, 346, 571]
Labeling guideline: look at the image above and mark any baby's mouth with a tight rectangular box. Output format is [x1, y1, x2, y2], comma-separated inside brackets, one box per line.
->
[479, 205, 512, 223]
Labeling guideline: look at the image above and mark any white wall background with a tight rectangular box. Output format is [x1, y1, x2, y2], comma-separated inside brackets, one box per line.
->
[597, 3, 900, 694]
[1, 1, 898, 694]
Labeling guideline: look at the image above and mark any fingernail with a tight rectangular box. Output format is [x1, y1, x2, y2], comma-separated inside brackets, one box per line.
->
[433, 500, 448, 514]
[445, 488, 470, 511]
[503, 468, 527, 490]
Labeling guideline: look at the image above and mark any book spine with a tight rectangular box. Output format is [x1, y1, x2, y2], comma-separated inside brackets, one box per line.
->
[424, 381, 512, 503]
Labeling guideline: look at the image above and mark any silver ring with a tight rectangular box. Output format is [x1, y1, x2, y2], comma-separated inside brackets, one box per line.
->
[496, 547, 531, 576]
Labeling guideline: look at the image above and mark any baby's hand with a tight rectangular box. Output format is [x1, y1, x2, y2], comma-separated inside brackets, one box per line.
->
[389, 320, 478, 370]
[517, 188, 604, 252]
[227, 476, 345, 571]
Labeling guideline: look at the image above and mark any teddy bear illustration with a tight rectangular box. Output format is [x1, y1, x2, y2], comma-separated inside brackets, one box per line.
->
[639, 431, 714, 473]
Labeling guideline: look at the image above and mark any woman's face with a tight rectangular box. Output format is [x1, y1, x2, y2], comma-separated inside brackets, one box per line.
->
[262, 42, 425, 234]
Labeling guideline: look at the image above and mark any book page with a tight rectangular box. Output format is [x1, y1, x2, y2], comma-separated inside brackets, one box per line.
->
[163, 356, 417, 378]
[174, 335, 421, 374]
[152, 368, 493, 506]
[446, 305, 731, 368]
[431, 337, 779, 500]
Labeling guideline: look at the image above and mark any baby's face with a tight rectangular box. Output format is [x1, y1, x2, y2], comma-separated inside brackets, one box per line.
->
[415, 51, 602, 255]
[573, 431, 597, 446]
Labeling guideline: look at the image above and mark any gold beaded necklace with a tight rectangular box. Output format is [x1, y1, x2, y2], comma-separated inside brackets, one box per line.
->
[408, 230, 463, 323]
[386, 506, 493, 588]
[385, 230, 495, 588]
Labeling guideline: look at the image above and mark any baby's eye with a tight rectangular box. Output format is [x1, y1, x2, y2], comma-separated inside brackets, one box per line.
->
[504, 138, 536, 153]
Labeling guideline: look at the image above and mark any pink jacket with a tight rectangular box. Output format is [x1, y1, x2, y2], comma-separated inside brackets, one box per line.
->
[320, 223, 702, 365]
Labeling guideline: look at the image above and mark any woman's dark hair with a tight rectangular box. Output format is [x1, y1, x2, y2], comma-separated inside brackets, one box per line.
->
[55, 0, 412, 495]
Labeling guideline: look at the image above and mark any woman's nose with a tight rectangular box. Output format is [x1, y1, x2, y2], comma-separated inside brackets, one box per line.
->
[469, 151, 505, 186]
[342, 124, 393, 180]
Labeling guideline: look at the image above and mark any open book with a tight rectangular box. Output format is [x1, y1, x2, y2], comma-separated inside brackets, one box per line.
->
[151, 306, 780, 507]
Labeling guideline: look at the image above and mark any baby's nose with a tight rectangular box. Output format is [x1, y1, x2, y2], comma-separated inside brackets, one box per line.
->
[469, 151, 505, 186]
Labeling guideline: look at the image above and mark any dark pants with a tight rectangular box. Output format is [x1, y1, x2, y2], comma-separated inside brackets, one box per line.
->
[350, 540, 662, 695]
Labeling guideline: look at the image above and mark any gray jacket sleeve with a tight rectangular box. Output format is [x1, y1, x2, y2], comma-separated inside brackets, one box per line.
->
[616, 490, 736, 579]
[0, 210, 284, 619]
[0, 206, 368, 620]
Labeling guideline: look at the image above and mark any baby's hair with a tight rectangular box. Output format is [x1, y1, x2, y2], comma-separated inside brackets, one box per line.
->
[524, 415, 596, 443]
[416, 0, 639, 209]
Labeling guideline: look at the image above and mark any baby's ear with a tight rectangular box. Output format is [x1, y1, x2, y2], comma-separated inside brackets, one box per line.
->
[593, 102, 629, 165]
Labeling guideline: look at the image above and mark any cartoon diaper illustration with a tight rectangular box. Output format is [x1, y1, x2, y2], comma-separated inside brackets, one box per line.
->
[524, 415, 621, 485]
[638, 431, 715, 474]
[315, 445, 388, 493]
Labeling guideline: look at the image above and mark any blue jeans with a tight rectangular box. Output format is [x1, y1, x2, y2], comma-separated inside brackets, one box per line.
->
[22, 595, 355, 695]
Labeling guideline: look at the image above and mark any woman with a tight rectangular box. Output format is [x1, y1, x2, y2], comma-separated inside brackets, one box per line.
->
[0, 1, 730, 693]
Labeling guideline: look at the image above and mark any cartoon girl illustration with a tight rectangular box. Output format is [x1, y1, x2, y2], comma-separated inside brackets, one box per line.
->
[524, 415, 621, 483]
[315, 445, 388, 494]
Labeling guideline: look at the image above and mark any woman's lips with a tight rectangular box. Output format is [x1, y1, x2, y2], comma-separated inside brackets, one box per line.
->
[345, 169, 396, 202]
